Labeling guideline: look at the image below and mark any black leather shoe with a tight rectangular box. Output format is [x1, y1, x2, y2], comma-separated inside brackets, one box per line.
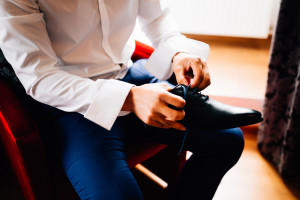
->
[169, 84, 263, 130]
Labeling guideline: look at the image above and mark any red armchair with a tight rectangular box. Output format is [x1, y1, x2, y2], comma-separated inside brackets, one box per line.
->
[0, 41, 186, 200]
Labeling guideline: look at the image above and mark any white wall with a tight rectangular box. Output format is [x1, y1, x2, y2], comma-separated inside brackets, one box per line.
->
[270, 0, 281, 33]
[165, 0, 280, 38]
[133, 0, 281, 42]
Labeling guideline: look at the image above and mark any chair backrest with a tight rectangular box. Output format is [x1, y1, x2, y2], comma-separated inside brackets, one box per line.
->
[0, 63, 53, 199]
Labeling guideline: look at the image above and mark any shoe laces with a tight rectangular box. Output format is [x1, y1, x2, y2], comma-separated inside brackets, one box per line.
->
[177, 84, 208, 155]
[183, 84, 209, 101]
[172, 84, 208, 103]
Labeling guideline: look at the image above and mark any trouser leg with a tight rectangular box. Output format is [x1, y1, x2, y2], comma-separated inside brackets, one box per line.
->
[35, 105, 145, 200]
[173, 128, 244, 200]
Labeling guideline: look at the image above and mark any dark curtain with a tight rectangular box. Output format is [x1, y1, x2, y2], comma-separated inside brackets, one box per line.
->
[257, 0, 300, 182]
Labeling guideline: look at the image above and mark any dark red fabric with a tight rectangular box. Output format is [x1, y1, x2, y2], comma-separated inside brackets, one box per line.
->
[127, 143, 167, 168]
[0, 79, 53, 200]
[131, 40, 154, 62]
[0, 111, 34, 200]
[0, 41, 185, 200]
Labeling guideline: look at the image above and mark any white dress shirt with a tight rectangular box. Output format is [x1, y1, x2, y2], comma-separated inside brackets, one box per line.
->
[0, 0, 209, 130]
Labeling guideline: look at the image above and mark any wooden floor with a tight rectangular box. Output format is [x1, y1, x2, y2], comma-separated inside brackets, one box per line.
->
[213, 133, 300, 200]
[135, 130, 300, 200]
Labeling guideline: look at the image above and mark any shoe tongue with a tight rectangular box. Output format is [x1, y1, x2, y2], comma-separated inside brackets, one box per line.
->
[186, 87, 209, 101]
[170, 84, 209, 101]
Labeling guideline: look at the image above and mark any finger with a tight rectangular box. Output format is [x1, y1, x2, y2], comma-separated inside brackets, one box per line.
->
[161, 92, 186, 109]
[190, 58, 204, 88]
[151, 112, 173, 128]
[171, 121, 186, 131]
[148, 118, 170, 129]
[156, 113, 186, 131]
[162, 106, 185, 121]
[197, 62, 211, 91]
[158, 82, 173, 91]
[165, 119, 186, 131]
[152, 109, 185, 129]
[174, 65, 190, 86]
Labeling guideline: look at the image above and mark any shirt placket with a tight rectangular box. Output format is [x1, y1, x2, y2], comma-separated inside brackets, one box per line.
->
[97, 0, 118, 64]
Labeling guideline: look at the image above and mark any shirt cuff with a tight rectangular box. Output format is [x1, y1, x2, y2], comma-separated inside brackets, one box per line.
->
[84, 79, 134, 130]
[144, 37, 210, 80]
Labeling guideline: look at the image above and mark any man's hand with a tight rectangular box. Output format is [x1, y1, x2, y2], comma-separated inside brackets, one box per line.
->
[172, 52, 211, 90]
[122, 83, 186, 131]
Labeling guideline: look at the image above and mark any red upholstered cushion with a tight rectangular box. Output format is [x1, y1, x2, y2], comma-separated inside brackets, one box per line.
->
[0, 79, 54, 200]
[0, 112, 35, 200]
[131, 40, 154, 62]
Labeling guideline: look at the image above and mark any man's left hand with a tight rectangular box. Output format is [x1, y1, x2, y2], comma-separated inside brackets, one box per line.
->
[172, 52, 211, 91]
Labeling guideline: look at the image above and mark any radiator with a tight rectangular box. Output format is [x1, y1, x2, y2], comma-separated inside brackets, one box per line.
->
[165, 0, 274, 38]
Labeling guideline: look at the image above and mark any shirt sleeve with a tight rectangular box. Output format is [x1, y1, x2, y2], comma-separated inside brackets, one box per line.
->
[138, 0, 210, 80]
[0, 0, 133, 130]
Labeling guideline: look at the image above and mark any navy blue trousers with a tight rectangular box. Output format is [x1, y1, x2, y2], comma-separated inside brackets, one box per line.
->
[34, 59, 244, 200]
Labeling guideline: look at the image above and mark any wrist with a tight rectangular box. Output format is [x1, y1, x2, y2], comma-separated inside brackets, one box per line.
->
[172, 52, 189, 63]
[172, 52, 181, 63]
[122, 86, 135, 112]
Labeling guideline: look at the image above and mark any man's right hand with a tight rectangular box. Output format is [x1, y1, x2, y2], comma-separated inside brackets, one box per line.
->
[122, 83, 186, 131]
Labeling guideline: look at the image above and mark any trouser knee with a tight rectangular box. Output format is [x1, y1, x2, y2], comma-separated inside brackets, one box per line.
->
[223, 128, 245, 168]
